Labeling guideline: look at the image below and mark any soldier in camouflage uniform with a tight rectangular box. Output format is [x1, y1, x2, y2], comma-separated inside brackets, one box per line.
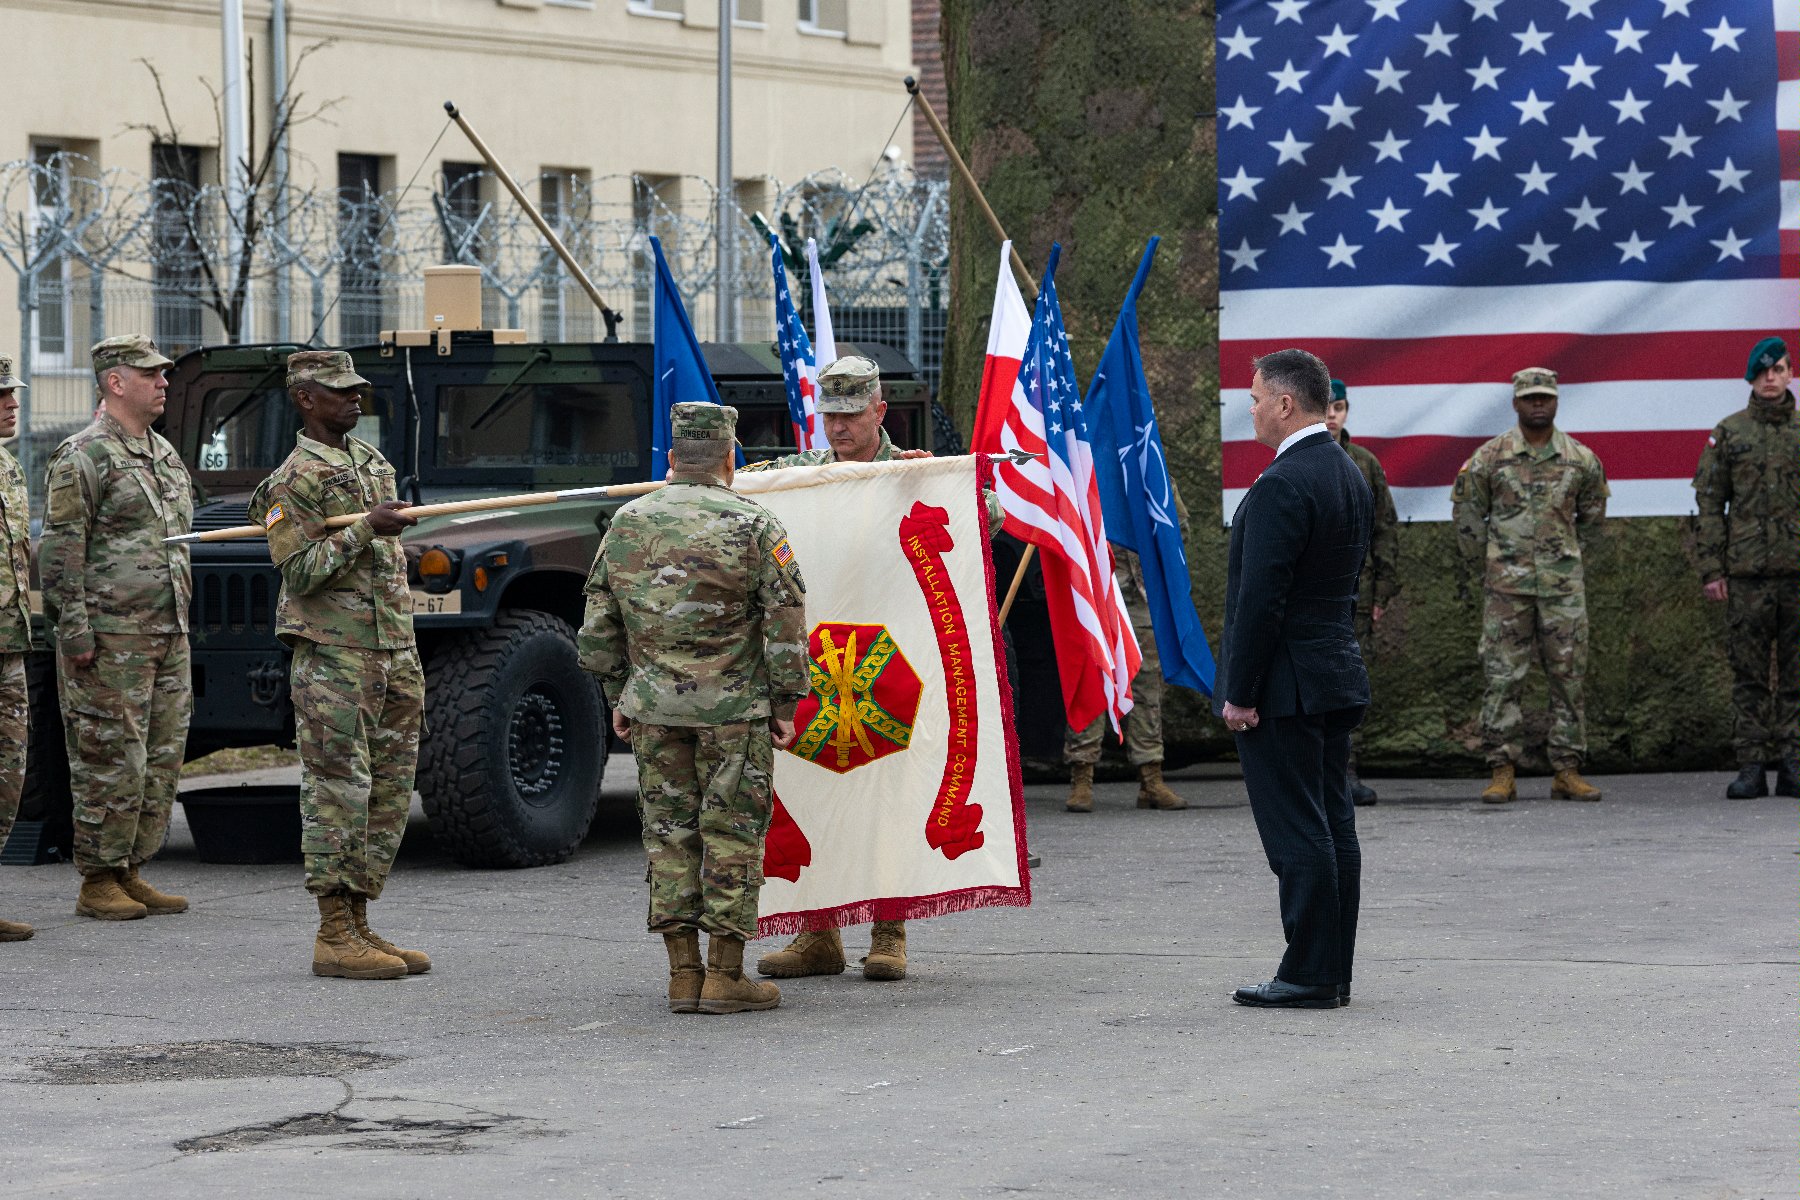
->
[248, 350, 428, 980]
[1452, 368, 1609, 804]
[0, 355, 36, 939]
[1692, 336, 1800, 800]
[580, 401, 809, 1015]
[40, 335, 193, 921]
[745, 356, 985, 984]
[1324, 379, 1399, 806]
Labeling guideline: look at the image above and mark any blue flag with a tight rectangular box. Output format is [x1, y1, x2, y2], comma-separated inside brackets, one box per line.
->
[1085, 236, 1216, 695]
[649, 235, 736, 480]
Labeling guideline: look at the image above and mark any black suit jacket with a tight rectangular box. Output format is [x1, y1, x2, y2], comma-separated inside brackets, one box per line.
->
[1213, 429, 1373, 719]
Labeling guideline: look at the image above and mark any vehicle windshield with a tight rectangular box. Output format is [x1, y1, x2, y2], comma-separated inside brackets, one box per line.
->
[435, 380, 642, 481]
[196, 378, 387, 473]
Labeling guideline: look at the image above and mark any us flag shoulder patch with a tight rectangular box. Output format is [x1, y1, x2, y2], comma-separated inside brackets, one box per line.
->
[263, 503, 287, 529]
[771, 537, 794, 567]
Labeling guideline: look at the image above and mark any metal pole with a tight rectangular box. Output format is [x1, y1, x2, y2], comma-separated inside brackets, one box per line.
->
[15, 274, 35, 499]
[221, 0, 251, 340]
[715, 0, 734, 342]
[270, 0, 291, 341]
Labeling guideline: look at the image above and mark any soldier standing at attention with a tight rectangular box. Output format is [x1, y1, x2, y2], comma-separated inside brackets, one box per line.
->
[250, 350, 428, 980]
[580, 402, 808, 1015]
[0, 355, 36, 939]
[40, 335, 193, 921]
[1693, 337, 1800, 800]
[1324, 379, 1399, 806]
[1452, 368, 1609, 804]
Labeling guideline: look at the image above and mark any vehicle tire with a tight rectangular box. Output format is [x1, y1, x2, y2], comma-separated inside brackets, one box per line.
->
[418, 610, 606, 868]
[19, 651, 73, 860]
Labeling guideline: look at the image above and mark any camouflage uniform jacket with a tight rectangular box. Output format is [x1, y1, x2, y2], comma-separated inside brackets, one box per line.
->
[39, 411, 193, 656]
[579, 468, 809, 726]
[1339, 431, 1400, 606]
[743, 428, 1006, 535]
[1691, 391, 1800, 581]
[0, 445, 33, 651]
[250, 433, 414, 650]
[1451, 426, 1609, 597]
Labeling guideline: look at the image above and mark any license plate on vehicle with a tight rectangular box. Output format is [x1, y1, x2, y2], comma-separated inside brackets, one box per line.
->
[410, 590, 462, 615]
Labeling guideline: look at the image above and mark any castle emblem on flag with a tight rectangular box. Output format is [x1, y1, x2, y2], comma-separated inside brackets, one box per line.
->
[790, 622, 922, 774]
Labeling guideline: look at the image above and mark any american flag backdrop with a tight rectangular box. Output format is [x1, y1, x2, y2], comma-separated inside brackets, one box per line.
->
[1218, 0, 1799, 521]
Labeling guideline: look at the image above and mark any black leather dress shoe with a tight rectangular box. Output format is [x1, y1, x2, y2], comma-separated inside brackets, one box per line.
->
[1350, 776, 1378, 806]
[1726, 765, 1768, 799]
[1232, 978, 1340, 1008]
[1337, 983, 1350, 1006]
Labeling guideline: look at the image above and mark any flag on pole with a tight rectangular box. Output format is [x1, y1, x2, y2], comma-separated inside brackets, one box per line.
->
[805, 237, 839, 368]
[771, 235, 826, 451]
[649, 235, 726, 481]
[970, 241, 1034, 456]
[988, 244, 1141, 734]
[1086, 236, 1217, 696]
[1217, 0, 1798, 521]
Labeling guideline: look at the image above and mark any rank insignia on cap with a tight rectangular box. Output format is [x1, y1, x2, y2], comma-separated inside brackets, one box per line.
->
[263, 503, 286, 529]
[771, 537, 794, 567]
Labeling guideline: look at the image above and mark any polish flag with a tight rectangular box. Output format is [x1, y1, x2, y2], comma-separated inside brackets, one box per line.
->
[970, 242, 1032, 456]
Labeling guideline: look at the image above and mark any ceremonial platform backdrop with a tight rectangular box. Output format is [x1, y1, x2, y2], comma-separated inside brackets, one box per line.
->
[733, 457, 1031, 936]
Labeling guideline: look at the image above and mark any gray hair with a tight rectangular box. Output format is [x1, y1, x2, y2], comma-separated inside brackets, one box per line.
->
[670, 437, 731, 469]
[1252, 348, 1331, 415]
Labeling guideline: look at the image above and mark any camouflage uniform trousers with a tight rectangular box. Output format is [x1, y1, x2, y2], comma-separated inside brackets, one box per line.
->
[0, 653, 25, 850]
[633, 719, 774, 939]
[58, 633, 191, 874]
[1723, 576, 1800, 766]
[1064, 590, 1164, 767]
[291, 641, 423, 899]
[1479, 590, 1588, 770]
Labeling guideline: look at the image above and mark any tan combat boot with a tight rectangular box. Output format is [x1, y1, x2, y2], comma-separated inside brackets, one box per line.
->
[1066, 763, 1095, 813]
[1551, 768, 1602, 801]
[699, 934, 781, 1013]
[755, 927, 846, 977]
[663, 930, 703, 1013]
[312, 894, 407, 980]
[1480, 764, 1517, 804]
[0, 916, 33, 941]
[1137, 762, 1188, 811]
[349, 895, 430, 974]
[76, 870, 147, 921]
[118, 865, 188, 914]
[863, 920, 907, 981]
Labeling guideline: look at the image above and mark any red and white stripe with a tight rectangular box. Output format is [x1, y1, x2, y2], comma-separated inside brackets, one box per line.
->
[1222, 279, 1799, 522]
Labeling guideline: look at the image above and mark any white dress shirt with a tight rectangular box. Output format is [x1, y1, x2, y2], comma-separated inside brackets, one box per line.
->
[1276, 421, 1330, 458]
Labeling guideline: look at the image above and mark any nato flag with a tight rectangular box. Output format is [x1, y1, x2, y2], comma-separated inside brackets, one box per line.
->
[1085, 236, 1217, 695]
[649, 235, 731, 480]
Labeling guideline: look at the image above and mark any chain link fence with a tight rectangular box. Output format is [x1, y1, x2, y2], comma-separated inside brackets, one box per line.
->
[1, 153, 953, 493]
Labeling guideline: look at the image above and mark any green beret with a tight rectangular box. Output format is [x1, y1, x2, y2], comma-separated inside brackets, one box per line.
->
[287, 350, 370, 391]
[816, 355, 880, 413]
[1746, 337, 1788, 382]
[1512, 367, 1558, 398]
[0, 353, 25, 391]
[1329, 379, 1347, 403]
[91, 334, 173, 377]
[671, 401, 737, 441]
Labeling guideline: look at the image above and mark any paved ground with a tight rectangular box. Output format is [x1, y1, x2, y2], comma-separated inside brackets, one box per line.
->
[0, 761, 1789, 1200]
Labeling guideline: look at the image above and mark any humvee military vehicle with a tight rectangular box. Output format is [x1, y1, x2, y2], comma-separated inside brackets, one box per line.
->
[20, 326, 933, 869]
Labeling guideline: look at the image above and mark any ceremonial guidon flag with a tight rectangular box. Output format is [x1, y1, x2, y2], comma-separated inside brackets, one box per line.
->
[734, 456, 1030, 935]
[648, 235, 741, 479]
[1218, 0, 1799, 521]
[769, 235, 826, 451]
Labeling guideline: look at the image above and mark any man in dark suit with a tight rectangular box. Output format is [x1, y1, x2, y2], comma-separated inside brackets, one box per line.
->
[1217, 349, 1373, 1010]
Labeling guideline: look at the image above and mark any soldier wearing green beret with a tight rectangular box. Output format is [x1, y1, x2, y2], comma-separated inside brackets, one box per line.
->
[39, 334, 194, 921]
[0, 354, 34, 939]
[581, 401, 809, 1014]
[1693, 336, 1800, 799]
[1452, 368, 1609, 804]
[249, 350, 429, 980]
[1323, 379, 1399, 806]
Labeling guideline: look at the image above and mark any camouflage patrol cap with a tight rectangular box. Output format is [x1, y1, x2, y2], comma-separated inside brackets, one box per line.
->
[816, 355, 881, 413]
[286, 349, 370, 391]
[1746, 336, 1788, 382]
[1329, 378, 1347, 403]
[670, 401, 737, 441]
[1512, 367, 1558, 398]
[90, 334, 173, 377]
[0, 353, 24, 390]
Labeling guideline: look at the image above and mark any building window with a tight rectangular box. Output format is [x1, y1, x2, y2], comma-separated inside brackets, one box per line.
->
[151, 142, 207, 355]
[539, 168, 594, 342]
[28, 143, 74, 366]
[797, 0, 846, 36]
[338, 153, 387, 346]
[734, 0, 764, 23]
[439, 161, 487, 264]
[627, 0, 684, 18]
[631, 175, 680, 339]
